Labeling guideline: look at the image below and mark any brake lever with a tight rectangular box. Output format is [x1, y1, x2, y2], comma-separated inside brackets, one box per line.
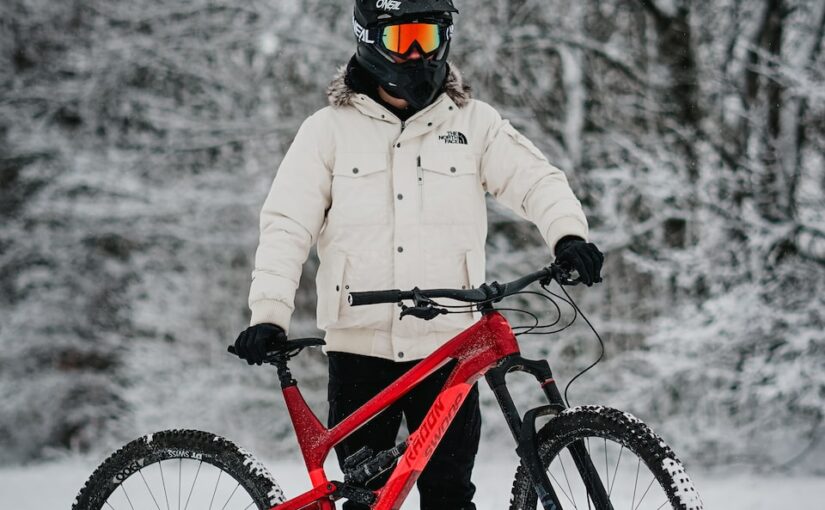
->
[541, 264, 581, 287]
[560, 269, 582, 286]
[398, 287, 448, 320]
[399, 305, 447, 321]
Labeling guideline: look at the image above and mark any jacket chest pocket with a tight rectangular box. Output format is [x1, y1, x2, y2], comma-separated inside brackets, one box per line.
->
[330, 153, 391, 226]
[420, 151, 480, 225]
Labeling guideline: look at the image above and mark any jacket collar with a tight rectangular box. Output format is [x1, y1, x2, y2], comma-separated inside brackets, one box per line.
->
[326, 61, 472, 110]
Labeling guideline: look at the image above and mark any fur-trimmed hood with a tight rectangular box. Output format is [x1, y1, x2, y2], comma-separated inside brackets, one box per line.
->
[326, 62, 472, 109]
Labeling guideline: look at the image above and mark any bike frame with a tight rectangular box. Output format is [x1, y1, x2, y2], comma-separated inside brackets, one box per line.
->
[273, 310, 606, 510]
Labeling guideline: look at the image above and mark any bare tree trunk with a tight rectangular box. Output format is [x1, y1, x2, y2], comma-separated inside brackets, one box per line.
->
[755, 0, 789, 222]
[639, 0, 703, 175]
[559, 2, 586, 169]
[788, 2, 825, 218]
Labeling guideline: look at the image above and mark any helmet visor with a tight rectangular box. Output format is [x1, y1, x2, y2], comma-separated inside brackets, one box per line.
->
[380, 22, 444, 57]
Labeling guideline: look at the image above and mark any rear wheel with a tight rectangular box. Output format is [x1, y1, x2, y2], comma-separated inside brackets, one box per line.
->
[509, 406, 703, 510]
[73, 429, 284, 510]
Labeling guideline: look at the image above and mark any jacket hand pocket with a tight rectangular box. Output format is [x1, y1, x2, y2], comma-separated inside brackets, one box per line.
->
[465, 249, 485, 322]
[317, 250, 392, 331]
[316, 251, 346, 330]
[422, 249, 477, 334]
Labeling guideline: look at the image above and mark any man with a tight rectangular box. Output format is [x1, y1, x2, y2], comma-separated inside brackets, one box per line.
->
[234, 1, 604, 508]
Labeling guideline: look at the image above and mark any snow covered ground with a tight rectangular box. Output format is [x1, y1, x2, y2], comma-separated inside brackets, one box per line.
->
[1, 450, 823, 509]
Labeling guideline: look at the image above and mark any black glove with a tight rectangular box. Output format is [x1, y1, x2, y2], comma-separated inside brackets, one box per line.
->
[233, 323, 287, 365]
[554, 236, 605, 286]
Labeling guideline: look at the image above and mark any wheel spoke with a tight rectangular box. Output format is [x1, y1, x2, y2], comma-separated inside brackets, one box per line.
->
[159, 460, 171, 510]
[633, 476, 657, 510]
[604, 438, 609, 492]
[558, 453, 578, 509]
[138, 468, 164, 510]
[609, 445, 624, 497]
[583, 437, 593, 510]
[183, 460, 203, 510]
[121, 484, 136, 510]
[631, 458, 641, 510]
[220, 482, 241, 510]
[656, 500, 668, 510]
[208, 469, 223, 510]
[579, 440, 593, 510]
[178, 459, 182, 510]
[547, 470, 577, 508]
[586, 452, 593, 510]
[105, 502, 116, 510]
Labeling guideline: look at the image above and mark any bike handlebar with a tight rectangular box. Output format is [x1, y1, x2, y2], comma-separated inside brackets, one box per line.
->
[348, 264, 573, 307]
[347, 289, 405, 306]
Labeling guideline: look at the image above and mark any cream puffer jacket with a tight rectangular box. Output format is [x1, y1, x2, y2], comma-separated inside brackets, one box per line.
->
[248, 65, 588, 361]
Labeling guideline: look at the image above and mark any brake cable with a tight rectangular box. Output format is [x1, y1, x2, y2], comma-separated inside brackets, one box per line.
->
[516, 287, 578, 335]
[423, 289, 568, 334]
[387, 268, 605, 408]
[404, 281, 604, 408]
[550, 282, 606, 408]
[509, 290, 565, 334]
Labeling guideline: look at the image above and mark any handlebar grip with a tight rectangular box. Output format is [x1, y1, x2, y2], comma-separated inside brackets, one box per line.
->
[348, 289, 403, 306]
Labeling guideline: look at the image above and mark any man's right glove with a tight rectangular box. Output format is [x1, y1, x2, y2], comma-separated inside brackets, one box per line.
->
[554, 236, 605, 286]
[233, 323, 287, 365]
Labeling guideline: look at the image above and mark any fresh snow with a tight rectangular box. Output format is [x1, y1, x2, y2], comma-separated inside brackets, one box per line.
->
[2, 453, 822, 509]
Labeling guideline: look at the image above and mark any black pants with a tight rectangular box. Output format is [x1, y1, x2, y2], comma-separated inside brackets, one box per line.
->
[328, 352, 481, 510]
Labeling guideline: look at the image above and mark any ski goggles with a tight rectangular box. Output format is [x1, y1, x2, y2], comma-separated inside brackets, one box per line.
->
[379, 22, 447, 57]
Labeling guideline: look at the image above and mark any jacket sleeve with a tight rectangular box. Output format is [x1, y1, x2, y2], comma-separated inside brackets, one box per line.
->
[479, 105, 588, 257]
[248, 111, 333, 332]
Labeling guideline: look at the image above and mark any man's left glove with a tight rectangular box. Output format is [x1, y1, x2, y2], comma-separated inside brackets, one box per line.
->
[233, 323, 287, 365]
[554, 236, 605, 286]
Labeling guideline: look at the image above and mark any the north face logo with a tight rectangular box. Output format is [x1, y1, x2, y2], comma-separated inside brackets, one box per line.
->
[438, 131, 468, 145]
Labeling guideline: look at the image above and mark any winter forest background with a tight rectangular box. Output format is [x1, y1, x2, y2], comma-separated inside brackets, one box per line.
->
[2, 0, 824, 478]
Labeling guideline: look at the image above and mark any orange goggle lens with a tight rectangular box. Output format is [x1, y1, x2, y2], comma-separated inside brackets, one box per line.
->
[381, 23, 442, 55]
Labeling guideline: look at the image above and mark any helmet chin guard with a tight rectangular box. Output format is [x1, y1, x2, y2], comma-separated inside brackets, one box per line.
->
[354, 41, 450, 111]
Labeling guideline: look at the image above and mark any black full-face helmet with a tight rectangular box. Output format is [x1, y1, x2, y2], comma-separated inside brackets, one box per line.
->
[353, 0, 459, 110]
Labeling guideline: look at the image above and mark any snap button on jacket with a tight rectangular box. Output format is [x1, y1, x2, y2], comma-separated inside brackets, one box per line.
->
[248, 66, 589, 361]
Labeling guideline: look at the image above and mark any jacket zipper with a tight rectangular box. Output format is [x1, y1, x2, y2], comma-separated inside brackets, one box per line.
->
[417, 155, 423, 213]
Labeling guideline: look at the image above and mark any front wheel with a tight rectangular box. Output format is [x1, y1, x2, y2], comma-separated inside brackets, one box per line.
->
[73, 429, 284, 510]
[509, 406, 703, 510]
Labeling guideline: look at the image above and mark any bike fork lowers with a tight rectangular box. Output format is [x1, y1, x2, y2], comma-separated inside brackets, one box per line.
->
[485, 354, 613, 510]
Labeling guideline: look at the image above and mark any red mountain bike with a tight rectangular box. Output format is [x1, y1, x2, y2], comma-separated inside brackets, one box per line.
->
[74, 264, 703, 510]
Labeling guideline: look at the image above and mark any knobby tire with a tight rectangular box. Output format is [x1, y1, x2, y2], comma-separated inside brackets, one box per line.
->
[73, 429, 284, 510]
[509, 406, 703, 510]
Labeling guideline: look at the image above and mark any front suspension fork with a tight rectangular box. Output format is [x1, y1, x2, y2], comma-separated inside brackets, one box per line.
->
[485, 355, 613, 510]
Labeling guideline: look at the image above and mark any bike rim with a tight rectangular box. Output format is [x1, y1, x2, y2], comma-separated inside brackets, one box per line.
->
[101, 458, 260, 510]
[546, 436, 674, 510]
